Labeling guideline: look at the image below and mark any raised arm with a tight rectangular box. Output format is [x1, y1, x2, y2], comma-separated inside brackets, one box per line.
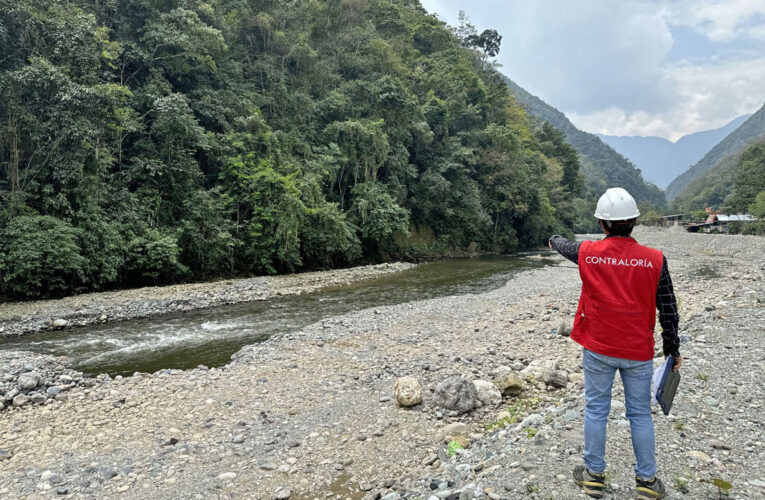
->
[549, 234, 581, 264]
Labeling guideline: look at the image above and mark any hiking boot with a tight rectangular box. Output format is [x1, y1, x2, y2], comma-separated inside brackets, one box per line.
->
[636, 476, 667, 499]
[573, 465, 605, 498]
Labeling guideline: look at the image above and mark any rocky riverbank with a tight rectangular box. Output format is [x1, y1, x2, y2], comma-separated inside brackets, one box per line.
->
[0, 262, 415, 337]
[0, 228, 763, 500]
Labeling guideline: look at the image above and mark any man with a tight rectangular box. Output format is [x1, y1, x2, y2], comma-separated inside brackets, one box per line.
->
[548, 187, 681, 500]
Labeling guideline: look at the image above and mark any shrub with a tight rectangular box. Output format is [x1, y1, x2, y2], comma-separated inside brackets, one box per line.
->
[0, 215, 87, 298]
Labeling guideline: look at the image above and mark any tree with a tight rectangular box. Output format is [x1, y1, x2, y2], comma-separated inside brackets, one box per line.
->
[464, 30, 502, 57]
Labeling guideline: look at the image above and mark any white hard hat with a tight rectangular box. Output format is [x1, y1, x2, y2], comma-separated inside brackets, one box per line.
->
[594, 187, 640, 220]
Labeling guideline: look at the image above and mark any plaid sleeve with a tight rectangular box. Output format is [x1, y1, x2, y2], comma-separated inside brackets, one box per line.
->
[549, 235, 580, 264]
[656, 256, 680, 357]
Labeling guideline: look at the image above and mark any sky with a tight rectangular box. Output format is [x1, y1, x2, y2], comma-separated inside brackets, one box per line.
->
[420, 0, 765, 141]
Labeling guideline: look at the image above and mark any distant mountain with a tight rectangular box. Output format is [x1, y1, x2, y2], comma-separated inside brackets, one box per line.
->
[666, 104, 765, 201]
[598, 114, 750, 189]
[503, 77, 666, 207]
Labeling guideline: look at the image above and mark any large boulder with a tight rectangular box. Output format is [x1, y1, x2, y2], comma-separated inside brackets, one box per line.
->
[493, 366, 524, 396]
[433, 376, 476, 414]
[393, 376, 423, 407]
[473, 380, 502, 406]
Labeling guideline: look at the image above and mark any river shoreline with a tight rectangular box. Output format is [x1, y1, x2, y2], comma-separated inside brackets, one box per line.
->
[0, 262, 415, 338]
[0, 228, 763, 500]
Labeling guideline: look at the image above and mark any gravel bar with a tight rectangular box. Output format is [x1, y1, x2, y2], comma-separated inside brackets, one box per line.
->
[0, 227, 762, 500]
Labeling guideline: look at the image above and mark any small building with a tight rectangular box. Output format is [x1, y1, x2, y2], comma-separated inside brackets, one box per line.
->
[660, 214, 685, 227]
[687, 213, 757, 233]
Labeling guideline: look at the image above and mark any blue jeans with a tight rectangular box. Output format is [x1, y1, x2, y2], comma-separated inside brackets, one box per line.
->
[582, 348, 656, 479]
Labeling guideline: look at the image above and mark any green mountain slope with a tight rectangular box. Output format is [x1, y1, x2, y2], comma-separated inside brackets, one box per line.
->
[0, 0, 583, 299]
[503, 77, 666, 207]
[672, 139, 765, 213]
[666, 103, 765, 201]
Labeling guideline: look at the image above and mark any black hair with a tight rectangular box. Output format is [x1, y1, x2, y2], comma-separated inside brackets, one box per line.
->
[601, 218, 636, 237]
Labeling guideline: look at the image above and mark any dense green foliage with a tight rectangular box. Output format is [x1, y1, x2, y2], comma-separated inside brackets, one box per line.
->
[502, 76, 667, 210]
[0, 0, 585, 299]
[666, 103, 765, 201]
[672, 140, 765, 217]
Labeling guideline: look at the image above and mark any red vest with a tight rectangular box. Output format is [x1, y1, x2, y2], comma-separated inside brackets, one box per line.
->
[571, 237, 663, 361]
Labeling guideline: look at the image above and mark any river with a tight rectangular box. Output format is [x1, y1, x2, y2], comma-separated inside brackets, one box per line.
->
[0, 255, 553, 376]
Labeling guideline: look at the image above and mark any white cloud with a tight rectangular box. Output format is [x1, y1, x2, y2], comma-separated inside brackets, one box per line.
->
[419, 0, 765, 138]
[668, 0, 765, 41]
[569, 56, 765, 140]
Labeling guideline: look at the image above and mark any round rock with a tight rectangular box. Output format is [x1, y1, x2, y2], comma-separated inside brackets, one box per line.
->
[473, 379, 502, 406]
[394, 376, 423, 407]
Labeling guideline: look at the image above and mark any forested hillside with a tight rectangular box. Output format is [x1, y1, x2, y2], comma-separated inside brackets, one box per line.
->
[666, 103, 765, 201]
[672, 140, 765, 220]
[502, 77, 666, 208]
[0, 0, 585, 299]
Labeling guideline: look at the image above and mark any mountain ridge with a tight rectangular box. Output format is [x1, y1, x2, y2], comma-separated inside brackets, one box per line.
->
[666, 104, 765, 201]
[597, 114, 750, 189]
[503, 76, 666, 207]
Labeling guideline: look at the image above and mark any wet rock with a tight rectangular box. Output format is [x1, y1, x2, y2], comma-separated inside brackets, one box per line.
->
[52, 319, 69, 328]
[394, 376, 423, 407]
[434, 376, 476, 414]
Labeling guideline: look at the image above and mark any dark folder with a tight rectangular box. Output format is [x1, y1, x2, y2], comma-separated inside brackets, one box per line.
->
[656, 355, 680, 415]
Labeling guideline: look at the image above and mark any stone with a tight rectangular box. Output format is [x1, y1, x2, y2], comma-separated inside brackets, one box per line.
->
[557, 323, 572, 337]
[0, 449, 10, 461]
[437, 422, 469, 442]
[394, 376, 423, 407]
[217, 472, 237, 481]
[521, 414, 544, 428]
[543, 370, 569, 388]
[272, 488, 291, 500]
[433, 376, 476, 414]
[473, 380, 502, 406]
[493, 366, 524, 396]
[562, 410, 580, 422]
[29, 393, 47, 404]
[52, 319, 68, 328]
[17, 372, 40, 390]
[12, 394, 28, 407]
[47, 386, 62, 397]
[459, 488, 476, 500]
[686, 450, 712, 463]
[40, 470, 62, 484]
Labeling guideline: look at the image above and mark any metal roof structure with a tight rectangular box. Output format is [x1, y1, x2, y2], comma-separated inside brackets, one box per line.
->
[716, 214, 756, 222]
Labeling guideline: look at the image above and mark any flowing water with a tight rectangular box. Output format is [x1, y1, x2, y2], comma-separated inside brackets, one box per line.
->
[0, 255, 554, 376]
